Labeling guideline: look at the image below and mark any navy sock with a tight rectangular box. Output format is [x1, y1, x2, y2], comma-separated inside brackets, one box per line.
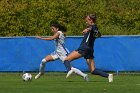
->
[64, 60, 71, 72]
[92, 68, 109, 78]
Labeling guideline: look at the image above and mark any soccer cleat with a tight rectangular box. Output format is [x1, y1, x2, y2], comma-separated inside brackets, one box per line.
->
[84, 74, 88, 81]
[108, 74, 113, 82]
[66, 69, 74, 78]
[35, 72, 43, 79]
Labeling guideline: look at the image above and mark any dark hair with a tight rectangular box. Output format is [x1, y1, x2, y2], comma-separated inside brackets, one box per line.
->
[51, 22, 67, 32]
[88, 13, 96, 21]
[60, 25, 67, 32]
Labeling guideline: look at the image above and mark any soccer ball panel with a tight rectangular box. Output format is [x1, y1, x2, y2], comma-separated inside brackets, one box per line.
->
[22, 73, 32, 81]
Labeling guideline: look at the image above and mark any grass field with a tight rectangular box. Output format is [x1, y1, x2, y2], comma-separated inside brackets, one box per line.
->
[0, 72, 140, 93]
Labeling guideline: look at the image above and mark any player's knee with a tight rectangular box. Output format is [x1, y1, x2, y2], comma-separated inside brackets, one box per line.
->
[64, 57, 68, 61]
[41, 58, 47, 64]
[64, 57, 72, 62]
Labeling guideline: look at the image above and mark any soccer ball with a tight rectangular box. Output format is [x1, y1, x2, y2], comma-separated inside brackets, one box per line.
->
[22, 73, 32, 81]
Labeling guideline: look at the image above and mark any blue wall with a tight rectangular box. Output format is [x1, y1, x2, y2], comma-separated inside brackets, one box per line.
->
[0, 36, 140, 72]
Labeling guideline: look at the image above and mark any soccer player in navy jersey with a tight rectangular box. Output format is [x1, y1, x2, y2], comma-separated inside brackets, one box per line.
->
[64, 13, 113, 82]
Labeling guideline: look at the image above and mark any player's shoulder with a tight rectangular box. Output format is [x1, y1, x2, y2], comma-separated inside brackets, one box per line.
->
[92, 24, 98, 29]
[57, 31, 65, 38]
[87, 24, 97, 30]
[57, 31, 63, 34]
[90, 25, 98, 33]
[57, 31, 64, 35]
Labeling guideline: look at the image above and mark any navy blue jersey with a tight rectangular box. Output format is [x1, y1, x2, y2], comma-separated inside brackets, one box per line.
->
[80, 24, 99, 48]
[76, 24, 100, 59]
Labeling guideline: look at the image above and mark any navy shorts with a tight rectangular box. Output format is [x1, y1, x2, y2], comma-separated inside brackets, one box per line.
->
[75, 45, 94, 59]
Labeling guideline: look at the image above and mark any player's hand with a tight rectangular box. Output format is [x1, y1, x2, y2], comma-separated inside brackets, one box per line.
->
[82, 28, 89, 33]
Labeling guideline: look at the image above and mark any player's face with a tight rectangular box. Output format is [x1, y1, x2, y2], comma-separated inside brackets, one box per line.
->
[86, 16, 93, 25]
[51, 26, 59, 33]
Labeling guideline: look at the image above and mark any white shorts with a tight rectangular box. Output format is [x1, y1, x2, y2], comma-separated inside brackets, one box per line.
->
[50, 51, 67, 62]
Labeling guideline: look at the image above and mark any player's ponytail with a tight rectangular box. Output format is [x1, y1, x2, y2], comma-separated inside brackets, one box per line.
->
[59, 25, 67, 32]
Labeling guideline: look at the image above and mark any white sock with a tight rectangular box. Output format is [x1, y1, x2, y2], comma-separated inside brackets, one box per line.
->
[71, 67, 87, 77]
[66, 69, 74, 78]
[39, 59, 46, 74]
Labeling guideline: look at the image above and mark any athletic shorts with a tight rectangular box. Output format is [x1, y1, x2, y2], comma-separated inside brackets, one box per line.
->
[50, 51, 67, 62]
[76, 45, 94, 59]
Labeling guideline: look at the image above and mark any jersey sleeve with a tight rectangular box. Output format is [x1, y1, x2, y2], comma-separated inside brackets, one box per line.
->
[57, 31, 63, 38]
[92, 25, 102, 37]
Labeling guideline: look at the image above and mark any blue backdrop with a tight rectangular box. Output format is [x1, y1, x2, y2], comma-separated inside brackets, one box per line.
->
[0, 36, 140, 72]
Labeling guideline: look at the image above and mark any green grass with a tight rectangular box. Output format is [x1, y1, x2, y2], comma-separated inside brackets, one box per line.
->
[0, 72, 140, 93]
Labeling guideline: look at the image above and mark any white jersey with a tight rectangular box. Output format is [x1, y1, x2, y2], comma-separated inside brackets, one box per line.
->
[55, 31, 66, 53]
[51, 31, 69, 62]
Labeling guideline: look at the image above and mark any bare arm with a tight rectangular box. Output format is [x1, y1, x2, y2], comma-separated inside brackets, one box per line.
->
[82, 28, 91, 33]
[36, 32, 60, 40]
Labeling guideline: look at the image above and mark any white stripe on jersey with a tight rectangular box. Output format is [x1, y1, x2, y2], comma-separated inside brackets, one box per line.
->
[86, 32, 90, 43]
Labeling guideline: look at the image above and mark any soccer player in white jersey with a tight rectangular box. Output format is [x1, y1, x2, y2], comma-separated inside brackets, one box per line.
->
[35, 22, 88, 81]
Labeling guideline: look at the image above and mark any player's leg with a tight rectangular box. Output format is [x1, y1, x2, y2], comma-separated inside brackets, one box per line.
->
[86, 59, 113, 82]
[60, 51, 88, 81]
[64, 51, 82, 72]
[39, 55, 54, 73]
[86, 58, 95, 72]
[86, 58, 108, 77]
[35, 55, 56, 79]
[65, 51, 82, 61]
[70, 67, 88, 81]
[65, 66, 88, 81]
[64, 51, 82, 79]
